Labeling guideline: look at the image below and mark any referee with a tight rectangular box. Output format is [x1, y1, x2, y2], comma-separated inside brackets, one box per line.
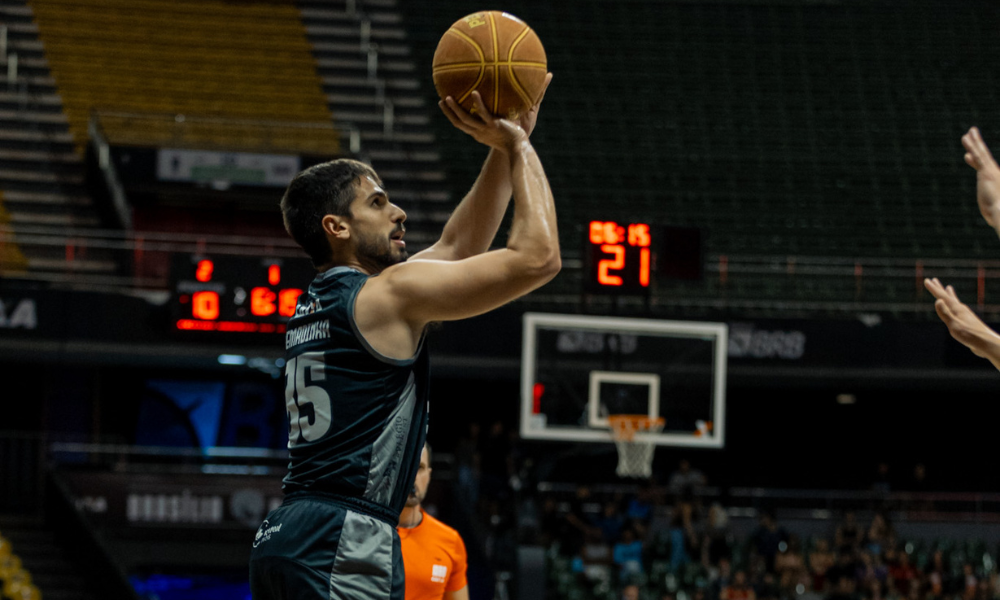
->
[398, 445, 469, 600]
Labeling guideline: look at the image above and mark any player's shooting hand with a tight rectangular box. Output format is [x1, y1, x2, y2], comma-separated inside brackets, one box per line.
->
[924, 277, 1000, 368]
[439, 92, 528, 154]
[517, 73, 553, 137]
[962, 127, 1000, 235]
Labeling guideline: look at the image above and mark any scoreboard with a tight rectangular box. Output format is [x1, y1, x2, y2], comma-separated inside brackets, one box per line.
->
[171, 255, 313, 333]
[584, 221, 703, 294]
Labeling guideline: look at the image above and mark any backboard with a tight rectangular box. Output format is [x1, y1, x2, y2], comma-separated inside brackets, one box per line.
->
[520, 313, 727, 448]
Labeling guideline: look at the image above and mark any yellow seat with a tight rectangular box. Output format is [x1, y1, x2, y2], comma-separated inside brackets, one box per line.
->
[30, 0, 338, 154]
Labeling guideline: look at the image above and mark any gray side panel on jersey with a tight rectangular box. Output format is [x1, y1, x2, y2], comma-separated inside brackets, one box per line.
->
[362, 372, 416, 505]
[328, 510, 394, 600]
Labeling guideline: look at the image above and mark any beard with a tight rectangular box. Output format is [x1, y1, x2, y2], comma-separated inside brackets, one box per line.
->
[356, 228, 408, 272]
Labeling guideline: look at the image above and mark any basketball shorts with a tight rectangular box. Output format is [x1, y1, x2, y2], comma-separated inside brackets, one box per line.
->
[249, 494, 405, 600]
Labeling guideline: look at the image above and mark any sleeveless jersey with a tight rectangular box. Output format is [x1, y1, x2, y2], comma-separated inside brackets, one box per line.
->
[281, 266, 429, 523]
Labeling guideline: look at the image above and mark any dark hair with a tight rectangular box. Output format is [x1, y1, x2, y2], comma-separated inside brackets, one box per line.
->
[280, 159, 382, 267]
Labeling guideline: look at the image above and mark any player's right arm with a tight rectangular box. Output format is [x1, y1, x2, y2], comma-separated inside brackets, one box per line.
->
[962, 127, 1000, 237]
[359, 108, 560, 334]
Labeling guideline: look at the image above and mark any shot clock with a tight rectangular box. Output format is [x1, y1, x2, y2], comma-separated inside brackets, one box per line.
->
[171, 254, 313, 333]
[584, 221, 703, 294]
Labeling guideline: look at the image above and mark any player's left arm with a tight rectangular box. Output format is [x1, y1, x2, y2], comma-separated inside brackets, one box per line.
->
[411, 74, 553, 262]
[924, 277, 1000, 370]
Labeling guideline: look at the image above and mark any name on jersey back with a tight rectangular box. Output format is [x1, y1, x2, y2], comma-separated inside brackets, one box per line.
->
[285, 319, 331, 349]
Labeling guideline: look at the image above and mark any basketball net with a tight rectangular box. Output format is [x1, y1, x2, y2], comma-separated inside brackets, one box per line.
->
[608, 415, 664, 478]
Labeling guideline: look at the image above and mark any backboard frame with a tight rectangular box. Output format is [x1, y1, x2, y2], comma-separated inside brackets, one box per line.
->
[520, 312, 728, 449]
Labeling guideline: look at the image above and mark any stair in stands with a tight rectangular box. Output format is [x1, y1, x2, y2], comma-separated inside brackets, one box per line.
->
[0, 0, 110, 278]
[298, 0, 453, 249]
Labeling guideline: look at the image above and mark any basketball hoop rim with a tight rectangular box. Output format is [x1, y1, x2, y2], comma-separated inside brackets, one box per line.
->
[608, 414, 665, 441]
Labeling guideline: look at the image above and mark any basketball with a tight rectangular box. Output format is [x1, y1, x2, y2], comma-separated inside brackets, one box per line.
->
[432, 11, 547, 119]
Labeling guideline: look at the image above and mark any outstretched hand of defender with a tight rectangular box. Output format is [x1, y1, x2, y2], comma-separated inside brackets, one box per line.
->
[924, 277, 1000, 369]
[439, 92, 527, 154]
[962, 127, 1000, 235]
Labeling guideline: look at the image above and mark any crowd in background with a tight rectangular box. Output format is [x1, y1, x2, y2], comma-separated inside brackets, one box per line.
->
[442, 431, 999, 600]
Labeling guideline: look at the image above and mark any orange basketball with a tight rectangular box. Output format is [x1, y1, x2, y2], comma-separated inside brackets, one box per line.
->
[432, 11, 547, 119]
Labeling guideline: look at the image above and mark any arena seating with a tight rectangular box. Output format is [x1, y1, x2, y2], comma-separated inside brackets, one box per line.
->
[0, 0, 106, 280]
[29, 0, 340, 156]
[399, 0, 1000, 312]
[298, 0, 452, 247]
[0, 527, 41, 600]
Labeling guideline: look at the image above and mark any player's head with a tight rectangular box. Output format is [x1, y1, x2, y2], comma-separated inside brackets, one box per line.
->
[406, 444, 432, 508]
[280, 159, 408, 272]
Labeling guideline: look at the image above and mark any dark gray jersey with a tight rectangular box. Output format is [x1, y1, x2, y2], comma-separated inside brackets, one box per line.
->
[281, 266, 429, 522]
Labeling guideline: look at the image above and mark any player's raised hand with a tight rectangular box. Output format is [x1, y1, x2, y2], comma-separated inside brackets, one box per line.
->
[924, 277, 1000, 369]
[517, 73, 553, 137]
[439, 91, 527, 154]
[962, 127, 1000, 234]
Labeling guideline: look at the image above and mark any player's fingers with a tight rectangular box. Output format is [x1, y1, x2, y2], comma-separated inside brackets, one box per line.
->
[439, 100, 476, 133]
[924, 278, 947, 300]
[970, 127, 997, 164]
[470, 91, 493, 124]
[446, 96, 483, 129]
[965, 152, 978, 169]
[935, 299, 956, 325]
[534, 73, 553, 107]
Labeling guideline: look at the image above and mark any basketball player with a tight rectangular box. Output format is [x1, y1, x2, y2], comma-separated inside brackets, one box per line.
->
[398, 444, 469, 600]
[925, 127, 1000, 370]
[248, 73, 557, 600]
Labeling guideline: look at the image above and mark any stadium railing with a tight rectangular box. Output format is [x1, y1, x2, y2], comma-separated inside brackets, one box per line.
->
[5, 225, 1000, 316]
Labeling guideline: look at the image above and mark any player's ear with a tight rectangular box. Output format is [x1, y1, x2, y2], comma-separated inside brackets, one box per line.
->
[322, 214, 350, 240]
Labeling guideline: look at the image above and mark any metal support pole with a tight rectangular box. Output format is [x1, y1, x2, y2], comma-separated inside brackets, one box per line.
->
[348, 126, 361, 154]
[0, 26, 8, 62]
[360, 19, 371, 49]
[367, 43, 379, 80]
[383, 100, 394, 137]
[7, 53, 17, 88]
[374, 80, 385, 106]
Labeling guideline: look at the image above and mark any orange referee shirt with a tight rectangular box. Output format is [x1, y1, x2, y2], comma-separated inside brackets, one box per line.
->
[398, 510, 468, 600]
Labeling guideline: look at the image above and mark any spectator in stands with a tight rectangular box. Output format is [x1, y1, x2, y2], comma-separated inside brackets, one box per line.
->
[827, 572, 860, 600]
[775, 536, 807, 594]
[810, 538, 837, 593]
[962, 563, 978, 600]
[836, 512, 862, 555]
[626, 479, 658, 524]
[565, 486, 601, 554]
[750, 510, 787, 572]
[721, 571, 757, 600]
[668, 501, 700, 572]
[622, 583, 641, 600]
[597, 500, 625, 544]
[702, 503, 733, 567]
[925, 128, 1000, 370]
[455, 422, 481, 508]
[613, 527, 645, 577]
[755, 571, 781, 600]
[580, 530, 613, 581]
[865, 513, 893, 557]
[709, 558, 734, 600]
[887, 551, 918, 596]
[668, 459, 707, 496]
[926, 550, 949, 598]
